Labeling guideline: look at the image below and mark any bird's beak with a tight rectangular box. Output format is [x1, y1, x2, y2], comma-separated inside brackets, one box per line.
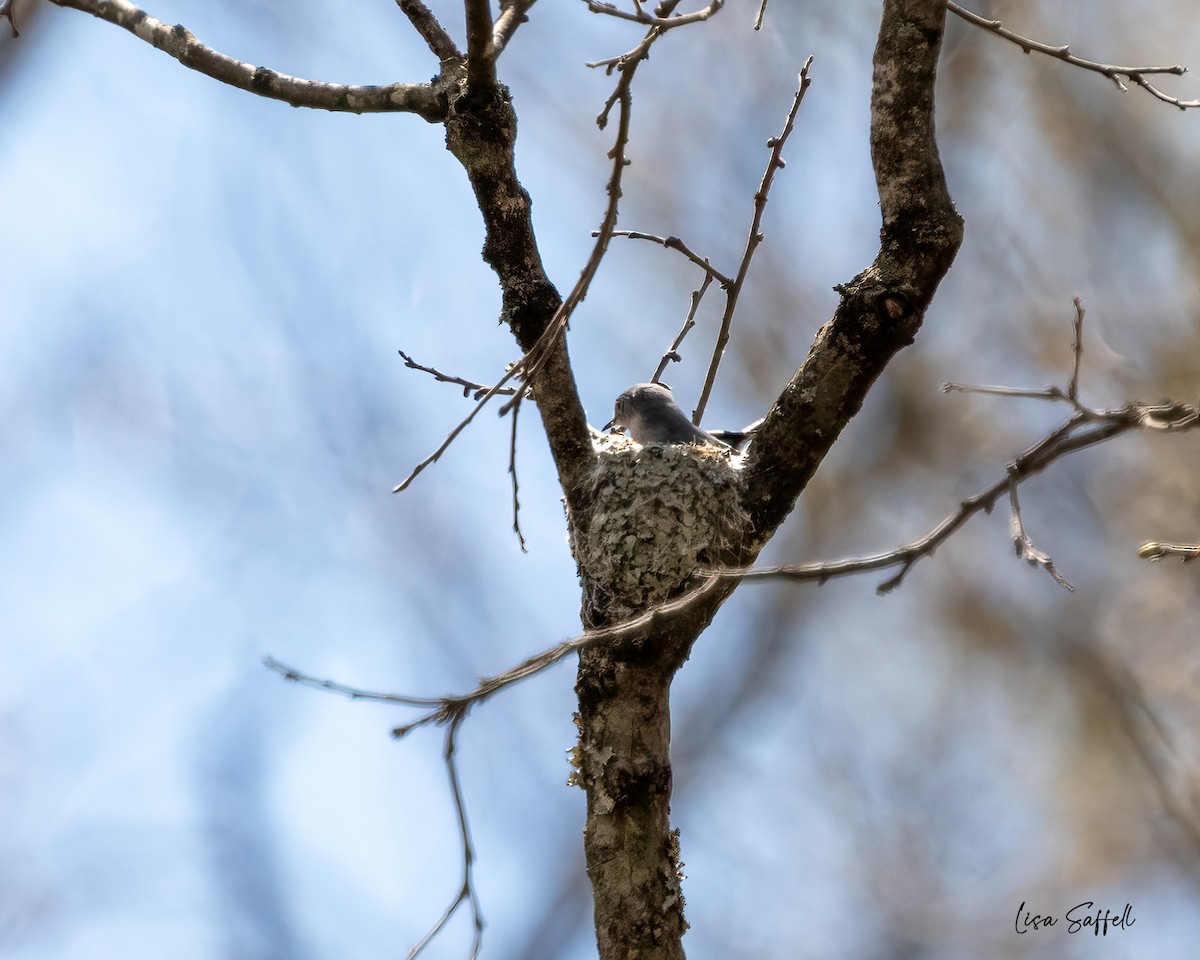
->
[602, 417, 622, 433]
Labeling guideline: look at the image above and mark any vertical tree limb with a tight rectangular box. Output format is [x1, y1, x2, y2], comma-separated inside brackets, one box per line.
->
[576, 3, 962, 957]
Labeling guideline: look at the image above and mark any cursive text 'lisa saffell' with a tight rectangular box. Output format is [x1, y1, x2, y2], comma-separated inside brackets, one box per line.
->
[1014, 901, 1135, 936]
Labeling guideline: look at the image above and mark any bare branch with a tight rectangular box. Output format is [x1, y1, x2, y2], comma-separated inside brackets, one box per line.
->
[507, 392, 528, 552]
[264, 657, 444, 708]
[465, 0, 497, 90]
[1068, 296, 1085, 402]
[585, 0, 724, 29]
[948, 1, 1198, 110]
[396, 0, 463, 61]
[693, 59, 812, 426]
[268, 658, 489, 955]
[407, 714, 485, 960]
[1008, 473, 1074, 591]
[50, 0, 448, 119]
[493, 0, 537, 57]
[266, 576, 729, 740]
[651, 273, 712, 383]
[395, 85, 647, 498]
[605, 230, 732, 286]
[944, 297, 1094, 415]
[739, 0, 964, 557]
[944, 381, 1076, 403]
[398, 350, 519, 399]
[752, 0, 767, 31]
[1137, 541, 1200, 562]
[393, 364, 524, 493]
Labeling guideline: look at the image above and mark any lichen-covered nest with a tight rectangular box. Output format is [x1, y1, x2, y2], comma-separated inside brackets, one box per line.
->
[571, 435, 750, 618]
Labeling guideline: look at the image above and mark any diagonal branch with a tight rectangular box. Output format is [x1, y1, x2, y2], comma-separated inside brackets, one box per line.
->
[692, 59, 811, 426]
[49, 0, 449, 119]
[1007, 472, 1074, 591]
[651, 273, 712, 383]
[396, 0, 462, 61]
[398, 350, 519, 399]
[265, 575, 729, 739]
[492, 0, 537, 57]
[948, 1, 1198, 110]
[605, 231, 732, 286]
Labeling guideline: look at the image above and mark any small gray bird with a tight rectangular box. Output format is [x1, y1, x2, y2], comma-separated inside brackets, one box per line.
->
[604, 383, 761, 450]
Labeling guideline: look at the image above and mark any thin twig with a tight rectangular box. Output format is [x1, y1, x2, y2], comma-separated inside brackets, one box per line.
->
[265, 576, 729, 739]
[264, 656, 445, 708]
[398, 350, 519, 399]
[277, 398, 1199, 740]
[651, 273, 712, 383]
[407, 712, 485, 960]
[393, 366, 525, 493]
[947, 1, 1198, 110]
[1068, 296, 1085, 402]
[1008, 472, 1074, 591]
[753, 0, 768, 31]
[493, 0, 537, 56]
[605, 231, 732, 286]
[942, 381, 1097, 417]
[693, 58, 812, 426]
[584, 0, 725, 29]
[508, 391, 528, 552]
[1137, 541, 1200, 562]
[50, 0, 448, 118]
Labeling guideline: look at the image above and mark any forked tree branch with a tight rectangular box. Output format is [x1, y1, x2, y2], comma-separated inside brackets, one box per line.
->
[49, 0, 451, 119]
